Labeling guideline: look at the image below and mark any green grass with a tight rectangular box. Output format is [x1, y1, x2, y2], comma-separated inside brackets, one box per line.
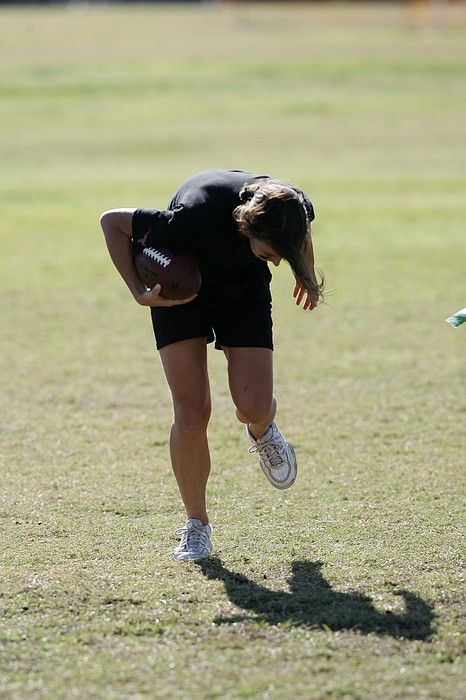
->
[0, 3, 465, 698]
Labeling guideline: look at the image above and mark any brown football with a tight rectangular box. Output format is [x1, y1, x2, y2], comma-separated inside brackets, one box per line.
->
[134, 247, 201, 300]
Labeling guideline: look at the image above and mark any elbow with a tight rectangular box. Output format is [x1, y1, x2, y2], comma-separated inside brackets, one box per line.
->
[99, 209, 134, 239]
[100, 210, 113, 234]
[100, 210, 121, 239]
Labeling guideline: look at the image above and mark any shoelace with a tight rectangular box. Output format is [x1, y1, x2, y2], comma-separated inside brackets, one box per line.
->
[249, 437, 287, 469]
[175, 524, 210, 552]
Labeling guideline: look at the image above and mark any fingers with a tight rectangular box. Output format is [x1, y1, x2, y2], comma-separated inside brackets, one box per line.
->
[295, 285, 306, 307]
[303, 295, 317, 311]
[293, 283, 317, 311]
[140, 284, 197, 307]
[165, 294, 197, 307]
[141, 284, 162, 305]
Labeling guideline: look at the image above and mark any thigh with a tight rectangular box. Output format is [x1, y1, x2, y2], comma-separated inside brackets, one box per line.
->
[150, 298, 214, 351]
[223, 347, 274, 407]
[159, 338, 210, 409]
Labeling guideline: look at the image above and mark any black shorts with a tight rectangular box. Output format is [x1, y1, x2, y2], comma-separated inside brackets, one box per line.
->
[150, 263, 273, 351]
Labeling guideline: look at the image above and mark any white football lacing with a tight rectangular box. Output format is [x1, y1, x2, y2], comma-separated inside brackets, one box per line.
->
[143, 247, 171, 268]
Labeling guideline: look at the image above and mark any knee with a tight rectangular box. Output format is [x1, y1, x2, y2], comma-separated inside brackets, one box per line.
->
[234, 391, 274, 426]
[173, 397, 211, 434]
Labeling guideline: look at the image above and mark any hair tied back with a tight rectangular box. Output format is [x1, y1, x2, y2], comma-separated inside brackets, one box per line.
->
[239, 184, 256, 203]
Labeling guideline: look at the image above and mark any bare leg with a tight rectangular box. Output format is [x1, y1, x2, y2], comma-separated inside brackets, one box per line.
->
[223, 347, 275, 437]
[159, 338, 211, 524]
[224, 346, 297, 490]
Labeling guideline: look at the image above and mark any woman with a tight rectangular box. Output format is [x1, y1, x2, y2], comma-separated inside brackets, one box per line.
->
[100, 169, 324, 562]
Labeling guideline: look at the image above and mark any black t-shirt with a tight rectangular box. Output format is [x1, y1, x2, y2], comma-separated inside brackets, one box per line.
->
[131, 169, 271, 289]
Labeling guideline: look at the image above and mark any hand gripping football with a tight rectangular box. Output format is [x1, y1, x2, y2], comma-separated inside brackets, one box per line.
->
[134, 247, 201, 300]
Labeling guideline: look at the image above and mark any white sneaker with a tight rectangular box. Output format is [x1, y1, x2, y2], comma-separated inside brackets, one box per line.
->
[247, 421, 297, 490]
[172, 518, 213, 562]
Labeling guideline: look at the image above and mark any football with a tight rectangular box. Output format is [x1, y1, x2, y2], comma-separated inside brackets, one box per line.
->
[134, 247, 201, 300]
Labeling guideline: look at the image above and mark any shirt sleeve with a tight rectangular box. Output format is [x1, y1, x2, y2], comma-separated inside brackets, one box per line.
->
[132, 204, 197, 253]
[131, 208, 173, 254]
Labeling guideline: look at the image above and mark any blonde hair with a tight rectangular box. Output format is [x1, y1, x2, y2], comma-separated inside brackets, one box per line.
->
[233, 179, 324, 302]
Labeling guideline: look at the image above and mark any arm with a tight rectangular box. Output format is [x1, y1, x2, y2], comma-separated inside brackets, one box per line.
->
[99, 209, 196, 307]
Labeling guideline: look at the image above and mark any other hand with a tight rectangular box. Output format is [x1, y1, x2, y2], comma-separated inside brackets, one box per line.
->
[293, 281, 317, 311]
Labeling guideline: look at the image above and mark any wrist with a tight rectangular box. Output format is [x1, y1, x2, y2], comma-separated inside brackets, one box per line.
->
[130, 281, 147, 302]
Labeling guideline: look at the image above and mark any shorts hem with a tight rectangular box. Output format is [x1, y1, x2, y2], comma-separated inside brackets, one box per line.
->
[155, 334, 214, 351]
[214, 340, 274, 351]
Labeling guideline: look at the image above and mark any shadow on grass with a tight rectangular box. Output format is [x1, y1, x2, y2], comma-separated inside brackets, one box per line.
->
[198, 558, 434, 640]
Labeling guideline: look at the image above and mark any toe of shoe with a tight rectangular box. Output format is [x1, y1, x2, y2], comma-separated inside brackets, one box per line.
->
[261, 463, 296, 489]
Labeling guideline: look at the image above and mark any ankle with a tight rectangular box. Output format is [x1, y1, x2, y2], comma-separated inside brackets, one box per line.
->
[186, 513, 209, 525]
[248, 421, 273, 441]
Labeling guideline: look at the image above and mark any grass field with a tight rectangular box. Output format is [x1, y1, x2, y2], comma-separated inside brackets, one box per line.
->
[1, 2, 465, 698]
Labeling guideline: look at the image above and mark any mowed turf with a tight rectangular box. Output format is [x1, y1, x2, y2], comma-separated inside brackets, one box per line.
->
[0, 3, 465, 698]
